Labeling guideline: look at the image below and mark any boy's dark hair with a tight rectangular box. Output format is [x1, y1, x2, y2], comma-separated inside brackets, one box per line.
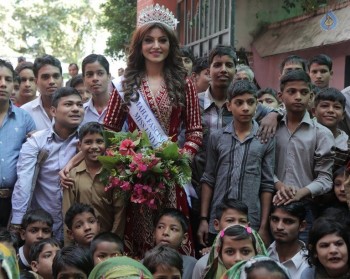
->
[209, 45, 237, 66]
[64, 203, 96, 230]
[90, 232, 124, 255]
[306, 217, 350, 267]
[29, 238, 60, 262]
[192, 57, 209, 74]
[0, 59, 15, 78]
[69, 63, 79, 71]
[0, 227, 19, 252]
[179, 46, 195, 62]
[51, 87, 82, 108]
[154, 208, 189, 233]
[314, 87, 346, 110]
[333, 166, 346, 179]
[270, 201, 307, 222]
[245, 259, 289, 279]
[21, 209, 53, 230]
[82, 54, 109, 75]
[52, 246, 93, 279]
[15, 62, 34, 76]
[309, 54, 333, 71]
[33, 55, 62, 78]
[143, 245, 183, 275]
[70, 74, 84, 88]
[78, 122, 104, 141]
[280, 69, 311, 92]
[226, 80, 258, 101]
[280, 55, 308, 73]
[257, 87, 279, 100]
[215, 198, 248, 220]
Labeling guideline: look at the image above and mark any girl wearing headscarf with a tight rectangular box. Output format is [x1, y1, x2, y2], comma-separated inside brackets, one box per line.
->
[203, 224, 267, 279]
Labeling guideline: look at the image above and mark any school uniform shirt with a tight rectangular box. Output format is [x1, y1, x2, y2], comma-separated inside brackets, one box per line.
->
[11, 128, 79, 242]
[21, 96, 53, 131]
[62, 160, 126, 239]
[201, 120, 275, 233]
[81, 98, 107, 126]
[192, 253, 209, 279]
[268, 241, 309, 279]
[274, 112, 335, 197]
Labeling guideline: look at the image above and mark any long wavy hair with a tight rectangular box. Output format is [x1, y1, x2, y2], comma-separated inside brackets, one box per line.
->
[122, 22, 187, 107]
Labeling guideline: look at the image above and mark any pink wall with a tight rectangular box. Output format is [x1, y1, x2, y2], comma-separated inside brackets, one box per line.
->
[252, 41, 350, 91]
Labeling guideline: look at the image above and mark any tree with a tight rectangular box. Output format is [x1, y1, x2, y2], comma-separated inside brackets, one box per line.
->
[99, 0, 137, 59]
[4, 0, 99, 63]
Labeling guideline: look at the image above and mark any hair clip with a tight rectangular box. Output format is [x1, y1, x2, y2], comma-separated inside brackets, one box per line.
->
[246, 227, 252, 234]
[220, 230, 225, 238]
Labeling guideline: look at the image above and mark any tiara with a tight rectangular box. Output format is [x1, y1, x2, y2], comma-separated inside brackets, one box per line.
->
[137, 4, 179, 30]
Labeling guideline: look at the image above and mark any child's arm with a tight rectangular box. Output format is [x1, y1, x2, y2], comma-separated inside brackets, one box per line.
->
[198, 183, 213, 247]
[197, 131, 218, 247]
[59, 151, 84, 188]
[259, 138, 275, 245]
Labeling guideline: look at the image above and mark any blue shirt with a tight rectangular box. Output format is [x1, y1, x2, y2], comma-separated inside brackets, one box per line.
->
[11, 127, 79, 241]
[0, 103, 35, 188]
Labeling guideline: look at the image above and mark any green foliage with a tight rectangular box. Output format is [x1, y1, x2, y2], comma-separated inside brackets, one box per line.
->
[283, 0, 328, 14]
[99, 0, 137, 59]
[5, 0, 98, 63]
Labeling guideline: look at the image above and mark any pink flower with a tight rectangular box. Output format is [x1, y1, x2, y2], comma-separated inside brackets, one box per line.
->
[105, 149, 115, 156]
[119, 139, 136, 156]
[120, 181, 131, 191]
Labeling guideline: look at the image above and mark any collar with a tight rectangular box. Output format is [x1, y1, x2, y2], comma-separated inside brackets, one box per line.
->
[29, 96, 43, 109]
[83, 98, 93, 109]
[268, 241, 307, 269]
[281, 111, 312, 126]
[223, 120, 259, 140]
[202, 87, 227, 110]
[75, 160, 103, 174]
[18, 246, 30, 267]
[49, 126, 79, 141]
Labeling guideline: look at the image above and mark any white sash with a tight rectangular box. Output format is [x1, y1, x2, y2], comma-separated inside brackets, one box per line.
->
[112, 79, 168, 147]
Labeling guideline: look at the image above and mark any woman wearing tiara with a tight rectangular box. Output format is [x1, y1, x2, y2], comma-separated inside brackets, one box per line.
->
[104, 4, 202, 258]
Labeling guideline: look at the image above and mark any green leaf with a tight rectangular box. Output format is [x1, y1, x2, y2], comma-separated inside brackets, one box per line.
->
[159, 142, 179, 160]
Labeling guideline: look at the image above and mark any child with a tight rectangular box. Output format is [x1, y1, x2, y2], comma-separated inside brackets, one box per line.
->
[193, 198, 249, 279]
[222, 256, 291, 279]
[62, 122, 125, 239]
[312, 87, 350, 171]
[308, 54, 333, 89]
[90, 232, 124, 266]
[332, 166, 348, 207]
[191, 57, 210, 93]
[268, 202, 308, 279]
[273, 70, 335, 242]
[29, 238, 60, 279]
[279, 55, 307, 76]
[88, 256, 153, 279]
[81, 54, 111, 125]
[52, 246, 93, 279]
[144, 245, 183, 278]
[203, 224, 267, 279]
[64, 203, 100, 248]
[70, 74, 91, 103]
[18, 209, 53, 272]
[257, 88, 281, 109]
[199, 80, 275, 247]
[153, 208, 197, 279]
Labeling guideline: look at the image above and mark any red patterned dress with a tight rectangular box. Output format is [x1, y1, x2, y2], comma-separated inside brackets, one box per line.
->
[104, 77, 202, 258]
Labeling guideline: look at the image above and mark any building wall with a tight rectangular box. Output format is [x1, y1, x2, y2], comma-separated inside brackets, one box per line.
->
[235, 0, 302, 50]
[252, 41, 350, 91]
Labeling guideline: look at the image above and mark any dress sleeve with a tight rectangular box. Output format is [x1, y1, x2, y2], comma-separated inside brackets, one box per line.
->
[183, 78, 203, 157]
[104, 88, 128, 132]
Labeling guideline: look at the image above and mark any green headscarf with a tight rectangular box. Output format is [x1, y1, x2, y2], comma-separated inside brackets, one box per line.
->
[88, 256, 153, 279]
[203, 224, 267, 279]
[0, 243, 20, 279]
[221, 255, 292, 279]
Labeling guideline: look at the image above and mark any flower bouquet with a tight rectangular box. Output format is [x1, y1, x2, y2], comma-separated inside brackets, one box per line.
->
[99, 130, 192, 210]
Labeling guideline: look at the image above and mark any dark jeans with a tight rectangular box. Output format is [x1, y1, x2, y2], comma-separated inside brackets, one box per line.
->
[0, 197, 12, 227]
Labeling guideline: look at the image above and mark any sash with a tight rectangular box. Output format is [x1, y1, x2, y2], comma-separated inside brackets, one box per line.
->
[112, 79, 168, 148]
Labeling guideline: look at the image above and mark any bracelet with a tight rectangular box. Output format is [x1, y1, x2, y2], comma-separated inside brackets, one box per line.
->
[199, 216, 209, 222]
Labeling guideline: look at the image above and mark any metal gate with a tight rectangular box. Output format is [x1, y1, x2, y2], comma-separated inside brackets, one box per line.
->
[177, 0, 235, 58]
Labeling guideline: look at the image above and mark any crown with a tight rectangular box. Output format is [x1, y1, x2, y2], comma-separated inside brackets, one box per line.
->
[137, 3, 179, 30]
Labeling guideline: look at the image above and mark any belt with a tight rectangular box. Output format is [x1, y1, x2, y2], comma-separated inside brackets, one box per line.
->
[0, 188, 13, 199]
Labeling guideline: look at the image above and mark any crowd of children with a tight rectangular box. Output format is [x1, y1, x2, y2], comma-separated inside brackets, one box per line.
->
[1, 4, 350, 279]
